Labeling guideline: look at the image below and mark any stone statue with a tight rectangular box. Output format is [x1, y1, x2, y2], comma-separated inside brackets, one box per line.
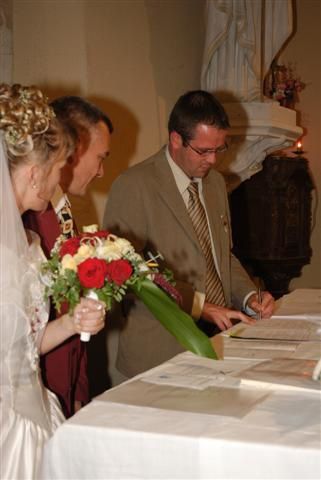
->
[201, 0, 302, 187]
[201, 0, 293, 101]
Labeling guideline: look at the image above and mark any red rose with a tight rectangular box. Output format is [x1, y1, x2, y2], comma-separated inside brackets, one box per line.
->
[59, 237, 81, 257]
[77, 258, 108, 289]
[105, 259, 133, 286]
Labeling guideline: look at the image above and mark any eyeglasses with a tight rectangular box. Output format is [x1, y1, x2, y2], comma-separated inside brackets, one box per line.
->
[186, 141, 228, 156]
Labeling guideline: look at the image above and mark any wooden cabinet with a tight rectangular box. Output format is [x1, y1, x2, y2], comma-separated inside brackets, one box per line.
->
[229, 155, 314, 298]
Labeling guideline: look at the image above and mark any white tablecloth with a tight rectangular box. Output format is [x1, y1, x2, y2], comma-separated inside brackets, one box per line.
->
[42, 289, 321, 479]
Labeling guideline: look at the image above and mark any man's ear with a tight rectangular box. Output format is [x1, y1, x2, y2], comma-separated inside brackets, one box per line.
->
[67, 149, 80, 166]
[59, 152, 77, 192]
[169, 131, 183, 149]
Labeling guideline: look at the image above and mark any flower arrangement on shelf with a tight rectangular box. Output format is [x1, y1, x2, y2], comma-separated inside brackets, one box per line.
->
[41, 225, 217, 359]
[265, 61, 305, 108]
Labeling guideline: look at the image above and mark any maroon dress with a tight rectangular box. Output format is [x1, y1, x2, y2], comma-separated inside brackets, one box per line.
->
[23, 204, 89, 418]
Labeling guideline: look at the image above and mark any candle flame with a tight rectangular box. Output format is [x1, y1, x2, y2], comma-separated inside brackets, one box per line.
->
[297, 141, 302, 149]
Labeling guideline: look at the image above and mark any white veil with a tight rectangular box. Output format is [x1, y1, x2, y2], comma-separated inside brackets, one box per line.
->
[0, 133, 31, 383]
[0, 133, 29, 257]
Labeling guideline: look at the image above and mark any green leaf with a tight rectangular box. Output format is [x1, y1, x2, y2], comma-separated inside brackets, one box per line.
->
[131, 278, 217, 360]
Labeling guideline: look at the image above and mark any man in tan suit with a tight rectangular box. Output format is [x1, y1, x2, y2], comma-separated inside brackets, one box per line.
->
[103, 90, 274, 378]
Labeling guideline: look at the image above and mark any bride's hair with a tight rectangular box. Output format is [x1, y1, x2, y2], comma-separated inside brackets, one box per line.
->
[0, 83, 75, 172]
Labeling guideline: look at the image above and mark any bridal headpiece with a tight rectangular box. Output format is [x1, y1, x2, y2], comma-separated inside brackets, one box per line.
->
[0, 83, 55, 156]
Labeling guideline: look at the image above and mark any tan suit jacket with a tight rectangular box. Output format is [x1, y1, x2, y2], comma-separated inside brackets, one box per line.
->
[103, 147, 255, 377]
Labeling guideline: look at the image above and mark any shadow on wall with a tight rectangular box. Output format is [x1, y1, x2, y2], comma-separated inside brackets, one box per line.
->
[40, 84, 140, 227]
[89, 95, 139, 195]
[144, 0, 206, 144]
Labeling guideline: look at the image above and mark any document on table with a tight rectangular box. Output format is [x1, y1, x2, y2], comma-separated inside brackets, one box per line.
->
[140, 358, 255, 390]
[102, 378, 270, 418]
[101, 355, 270, 418]
[225, 318, 321, 342]
[232, 358, 321, 393]
[293, 341, 321, 360]
[223, 336, 300, 360]
[272, 289, 321, 320]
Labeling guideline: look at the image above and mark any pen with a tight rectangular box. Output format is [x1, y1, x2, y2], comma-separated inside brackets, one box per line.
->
[258, 285, 262, 321]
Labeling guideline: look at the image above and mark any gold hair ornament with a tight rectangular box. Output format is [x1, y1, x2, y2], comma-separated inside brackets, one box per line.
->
[0, 83, 55, 156]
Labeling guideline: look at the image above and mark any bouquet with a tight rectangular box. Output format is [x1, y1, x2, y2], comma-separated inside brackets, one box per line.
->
[264, 61, 305, 109]
[41, 225, 217, 359]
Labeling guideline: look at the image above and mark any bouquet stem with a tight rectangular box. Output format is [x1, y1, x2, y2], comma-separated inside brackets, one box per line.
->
[80, 290, 98, 342]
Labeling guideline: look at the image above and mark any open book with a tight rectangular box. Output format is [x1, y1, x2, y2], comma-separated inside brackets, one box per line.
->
[224, 289, 321, 342]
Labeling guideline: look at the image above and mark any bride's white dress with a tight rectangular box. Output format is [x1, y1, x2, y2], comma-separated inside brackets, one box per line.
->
[0, 232, 64, 480]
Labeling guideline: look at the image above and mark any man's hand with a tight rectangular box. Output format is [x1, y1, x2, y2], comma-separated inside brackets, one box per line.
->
[201, 303, 256, 331]
[247, 291, 275, 319]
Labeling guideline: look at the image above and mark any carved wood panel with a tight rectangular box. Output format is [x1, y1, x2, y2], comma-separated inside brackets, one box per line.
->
[229, 155, 314, 299]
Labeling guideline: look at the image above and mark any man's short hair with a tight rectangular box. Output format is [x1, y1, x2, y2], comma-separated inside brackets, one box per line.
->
[51, 96, 113, 148]
[168, 90, 230, 145]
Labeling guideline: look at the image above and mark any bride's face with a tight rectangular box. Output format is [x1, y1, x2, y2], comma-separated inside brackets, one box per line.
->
[34, 153, 67, 210]
[22, 152, 67, 213]
[12, 150, 67, 214]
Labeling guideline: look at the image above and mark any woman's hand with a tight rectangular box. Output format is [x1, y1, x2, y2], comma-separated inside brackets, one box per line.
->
[66, 297, 106, 336]
[41, 298, 106, 355]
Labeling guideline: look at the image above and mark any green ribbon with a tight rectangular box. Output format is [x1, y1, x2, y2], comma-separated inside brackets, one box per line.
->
[131, 278, 217, 360]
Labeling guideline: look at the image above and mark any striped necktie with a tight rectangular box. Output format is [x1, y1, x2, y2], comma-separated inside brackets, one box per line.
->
[187, 182, 226, 306]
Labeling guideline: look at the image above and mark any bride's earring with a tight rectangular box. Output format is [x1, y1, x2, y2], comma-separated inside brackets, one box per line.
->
[32, 183, 37, 190]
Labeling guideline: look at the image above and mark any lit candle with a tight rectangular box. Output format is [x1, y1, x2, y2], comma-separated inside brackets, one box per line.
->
[297, 141, 302, 152]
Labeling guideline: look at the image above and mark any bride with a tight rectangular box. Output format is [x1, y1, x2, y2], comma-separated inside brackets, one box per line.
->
[0, 84, 106, 479]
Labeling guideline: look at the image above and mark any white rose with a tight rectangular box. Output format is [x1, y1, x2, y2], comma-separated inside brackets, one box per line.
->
[127, 252, 144, 263]
[61, 254, 77, 272]
[96, 242, 122, 261]
[74, 244, 95, 264]
[82, 224, 98, 233]
[113, 237, 135, 255]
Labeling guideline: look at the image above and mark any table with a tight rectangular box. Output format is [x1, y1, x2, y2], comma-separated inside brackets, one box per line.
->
[42, 290, 321, 479]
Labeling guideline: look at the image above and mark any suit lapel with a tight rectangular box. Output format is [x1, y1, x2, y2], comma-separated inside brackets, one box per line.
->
[152, 150, 201, 250]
